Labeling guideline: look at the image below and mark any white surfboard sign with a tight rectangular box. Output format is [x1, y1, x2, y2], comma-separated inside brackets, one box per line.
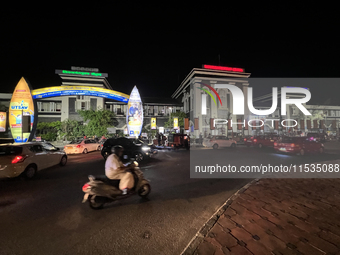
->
[126, 86, 143, 137]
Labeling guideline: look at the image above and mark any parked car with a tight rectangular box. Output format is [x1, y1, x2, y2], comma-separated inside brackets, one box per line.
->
[101, 137, 157, 161]
[240, 135, 252, 145]
[274, 136, 324, 155]
[203, 135, 237, 149]
[246, 135, 280, 148]
[307, 133, 326, 143]
[0, 142, 67, 179]
[64, 139, 101, 154]
[0, 138, 14, 145]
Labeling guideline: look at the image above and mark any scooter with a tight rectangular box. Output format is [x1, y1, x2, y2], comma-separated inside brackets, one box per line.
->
[82, 161, 151, 209]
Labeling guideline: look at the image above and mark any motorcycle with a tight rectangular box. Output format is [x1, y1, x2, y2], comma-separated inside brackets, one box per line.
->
[82, 161, 151, 209]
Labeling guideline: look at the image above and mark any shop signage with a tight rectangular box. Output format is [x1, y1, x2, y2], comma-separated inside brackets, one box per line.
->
[174, 117, 179, 129]
[151, 118, 156, 129]
[32, 86, 129, 102]
[9, 77, 36, 142]
[127, 86, 143, 137]
[0, 112, 6, 132]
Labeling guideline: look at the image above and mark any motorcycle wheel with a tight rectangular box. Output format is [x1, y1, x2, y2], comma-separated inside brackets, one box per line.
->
[88, 195, 104, 210]
[138, 184, 151, 198]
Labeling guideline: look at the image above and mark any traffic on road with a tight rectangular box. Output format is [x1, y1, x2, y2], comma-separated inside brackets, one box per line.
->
[1, 135, 340, 254]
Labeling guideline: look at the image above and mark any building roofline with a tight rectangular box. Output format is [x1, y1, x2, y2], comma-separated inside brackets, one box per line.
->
[172, 68, 250, 99]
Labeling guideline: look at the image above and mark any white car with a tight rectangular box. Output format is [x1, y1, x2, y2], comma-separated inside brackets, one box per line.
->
[203, 135, 237, 149]
[64, 139, 101, 154]
[0, 142, 67, 179]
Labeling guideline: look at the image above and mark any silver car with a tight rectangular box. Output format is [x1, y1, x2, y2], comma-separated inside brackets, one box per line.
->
[203, 135, 237, 149]
[0, 142, 67, 179]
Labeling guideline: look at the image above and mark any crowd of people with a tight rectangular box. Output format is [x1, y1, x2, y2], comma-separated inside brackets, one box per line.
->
[156, 132, 167, 146]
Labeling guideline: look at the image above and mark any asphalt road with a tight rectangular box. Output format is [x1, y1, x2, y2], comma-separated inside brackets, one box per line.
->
[0, 149, 250, 255]
[191, 144, 340, 178]
[1, 145, 339, 255]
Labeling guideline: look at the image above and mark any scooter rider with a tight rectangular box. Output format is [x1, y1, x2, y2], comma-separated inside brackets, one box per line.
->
[105, 145, 134, 195]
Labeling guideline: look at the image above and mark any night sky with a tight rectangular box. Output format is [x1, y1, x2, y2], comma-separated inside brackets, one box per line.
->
[1, 4, 339, 105]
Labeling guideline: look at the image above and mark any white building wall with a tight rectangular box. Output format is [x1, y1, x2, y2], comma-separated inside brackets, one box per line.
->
[61, 96, 69, 121]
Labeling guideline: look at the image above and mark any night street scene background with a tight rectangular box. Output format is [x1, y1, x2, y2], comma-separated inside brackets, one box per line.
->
[1, 3, 340, 255]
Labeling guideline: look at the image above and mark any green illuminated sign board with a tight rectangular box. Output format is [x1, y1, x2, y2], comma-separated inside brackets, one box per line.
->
[55, 69, 108, 77]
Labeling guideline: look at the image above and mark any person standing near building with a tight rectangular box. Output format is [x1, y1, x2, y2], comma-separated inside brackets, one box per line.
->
[157, 132, 161, 146]
[199, 133, 203, 145]
[163, 134, 167, 146]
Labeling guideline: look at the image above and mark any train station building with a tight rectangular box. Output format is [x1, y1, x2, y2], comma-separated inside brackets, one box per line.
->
[0, 67, 182, 138]
[172, 65, 340, 138]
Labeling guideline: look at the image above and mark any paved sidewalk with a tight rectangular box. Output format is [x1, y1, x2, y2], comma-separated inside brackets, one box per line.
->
[190, 178, 340, 255]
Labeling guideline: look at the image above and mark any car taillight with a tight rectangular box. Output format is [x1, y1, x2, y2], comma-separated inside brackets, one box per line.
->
[76, 145, 81, 148]
[290, 143, 295, 147]
[274, 142, 277, 146]
[244, 138, 247, 141]
[82, 183, 90, 192]
[12, 155, 26, 164]
[253, 139, 257, 142]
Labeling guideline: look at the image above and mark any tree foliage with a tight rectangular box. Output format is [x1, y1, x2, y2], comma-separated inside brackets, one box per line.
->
[77, 109, 116, 137]
[164, 111, 187, 128]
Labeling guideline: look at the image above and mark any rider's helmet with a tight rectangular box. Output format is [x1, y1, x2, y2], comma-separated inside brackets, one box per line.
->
[111, 145, 124, 156]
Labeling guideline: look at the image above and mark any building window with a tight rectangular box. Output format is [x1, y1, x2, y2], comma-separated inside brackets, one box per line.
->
[42, 102, 49, 112]
[50, 102, 55, 112]
[190, 88, 193, 111]
[158, 106, 164, 116]
[81, 102, 86, 110]
[116, 105, 125, 115]
[227, 94, 230, 110]
[56, 103, 61, 112]
[37, 102, 42, 111]
[77, 95, 85, 100]
[148, 106, 154, 115]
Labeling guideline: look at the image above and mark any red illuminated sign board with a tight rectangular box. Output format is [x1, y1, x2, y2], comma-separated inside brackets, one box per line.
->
[203, 64, 244, 73]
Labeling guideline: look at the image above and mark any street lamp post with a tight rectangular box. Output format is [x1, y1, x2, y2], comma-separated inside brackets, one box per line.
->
[168, 107, 172, 132]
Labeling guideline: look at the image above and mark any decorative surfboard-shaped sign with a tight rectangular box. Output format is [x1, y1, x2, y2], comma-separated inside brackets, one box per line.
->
[126, 86, 143, 137]
[9, 77, 35, 142]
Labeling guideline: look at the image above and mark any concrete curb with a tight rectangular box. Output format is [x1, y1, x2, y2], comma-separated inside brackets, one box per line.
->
[180, 178, 260, 255]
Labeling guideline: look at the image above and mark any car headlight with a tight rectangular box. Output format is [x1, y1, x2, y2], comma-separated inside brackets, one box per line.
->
[142, 147, 150, 151]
